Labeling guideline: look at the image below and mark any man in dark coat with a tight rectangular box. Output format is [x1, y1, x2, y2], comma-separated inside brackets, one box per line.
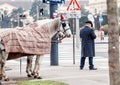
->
[80, 21, 97, 70]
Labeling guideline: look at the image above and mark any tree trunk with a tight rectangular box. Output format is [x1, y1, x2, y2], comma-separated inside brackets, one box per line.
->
[107, 0, 120, 85]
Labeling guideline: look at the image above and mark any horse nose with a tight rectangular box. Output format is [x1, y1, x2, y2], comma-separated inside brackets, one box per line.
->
[58, 32, 64, 37]
[65, 29, 72, 37]
[66, 34, 71, 37]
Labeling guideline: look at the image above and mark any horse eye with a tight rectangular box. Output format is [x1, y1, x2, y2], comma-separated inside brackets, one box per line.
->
[68, 23, 70, 26]
[62, 23, 66, 27]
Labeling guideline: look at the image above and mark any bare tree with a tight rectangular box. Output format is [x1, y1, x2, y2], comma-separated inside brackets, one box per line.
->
[107, 0, 120, 85]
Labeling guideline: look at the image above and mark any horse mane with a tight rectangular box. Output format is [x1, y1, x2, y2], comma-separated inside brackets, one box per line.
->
[35, 18, 61, 37]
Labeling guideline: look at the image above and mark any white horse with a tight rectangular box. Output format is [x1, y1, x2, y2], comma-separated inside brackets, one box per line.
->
[0, 18, 71, 81]
[26, 19, 71, 79]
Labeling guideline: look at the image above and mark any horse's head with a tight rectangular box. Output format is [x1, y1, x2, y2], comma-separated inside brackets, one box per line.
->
[60, 20, 71, 37]
[59, 14, 72, 38]
[53, 15, 72, 40]
[35, 17, 71, 39]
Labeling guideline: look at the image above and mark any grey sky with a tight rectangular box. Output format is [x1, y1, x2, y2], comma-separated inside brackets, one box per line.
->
[0, 0, 34, 10]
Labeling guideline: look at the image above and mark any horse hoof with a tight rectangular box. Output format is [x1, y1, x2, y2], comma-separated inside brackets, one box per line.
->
[34, 76, 42, 79]
[0, 77, 2, 80]
[27, 74, 32, 77]
[31, 73, 34, 76]
[34, 76, 37, 78]
[4, 78, 9, 81]
[37, 76, 42, 79]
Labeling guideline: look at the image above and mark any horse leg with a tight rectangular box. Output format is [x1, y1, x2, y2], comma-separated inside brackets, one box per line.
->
[32, 55, 42, 79]
[26, 55, 33, 77]
[0, 51, 9, 81]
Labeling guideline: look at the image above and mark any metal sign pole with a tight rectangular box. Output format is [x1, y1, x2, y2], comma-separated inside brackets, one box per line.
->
[72, 2, 75, 64]
[66, 0, 81, 65]
[73, 18, 75, 64]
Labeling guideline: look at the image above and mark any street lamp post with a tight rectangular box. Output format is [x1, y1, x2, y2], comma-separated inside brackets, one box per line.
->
[99, 12, 104, 41]
[50, 3, 59, 66]
[0, 13, 2, 28]
[10, 18, 13, 28]
[94, 14, 97, 30]
[37, 5, 39, 20]
[94, 8, 98, 30]
[17, 14, 20, 27]
[0, 9, 4, 28]
[0, 11, 3, 28]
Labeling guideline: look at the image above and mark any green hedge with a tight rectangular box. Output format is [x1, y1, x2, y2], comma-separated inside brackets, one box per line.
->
[103, 24, 120, 35]
[103, 25, 108, 35]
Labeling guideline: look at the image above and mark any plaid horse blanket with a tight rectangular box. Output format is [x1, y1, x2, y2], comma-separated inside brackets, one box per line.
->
[0, 19, 60, 59]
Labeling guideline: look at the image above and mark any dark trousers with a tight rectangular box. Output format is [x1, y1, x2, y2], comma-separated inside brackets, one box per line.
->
[80, 57, 94, 69]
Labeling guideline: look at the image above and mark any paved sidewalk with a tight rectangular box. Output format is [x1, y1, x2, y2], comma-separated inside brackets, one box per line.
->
[2, 57, 109, 85]
[2, 37, 109, 85]
[41, 58, 109, 85]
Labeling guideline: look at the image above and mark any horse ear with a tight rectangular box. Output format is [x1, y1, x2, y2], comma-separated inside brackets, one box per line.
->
[60, 14, 64, 20]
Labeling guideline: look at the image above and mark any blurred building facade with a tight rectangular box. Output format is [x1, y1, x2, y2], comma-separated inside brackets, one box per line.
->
[87, 0, 120, 15]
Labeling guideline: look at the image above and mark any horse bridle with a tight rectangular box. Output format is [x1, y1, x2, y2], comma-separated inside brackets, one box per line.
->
[61, 20, 71, 34]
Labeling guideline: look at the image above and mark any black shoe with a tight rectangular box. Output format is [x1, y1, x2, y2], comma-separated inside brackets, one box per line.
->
[89, 68, 97, 70]
[80, 68, 83, 70]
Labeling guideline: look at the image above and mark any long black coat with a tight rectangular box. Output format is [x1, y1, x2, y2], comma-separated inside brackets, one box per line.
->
[80, 26, 96, 57]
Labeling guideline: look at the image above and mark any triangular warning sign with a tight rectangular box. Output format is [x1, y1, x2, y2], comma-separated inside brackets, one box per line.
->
[67, 0, 81, 11]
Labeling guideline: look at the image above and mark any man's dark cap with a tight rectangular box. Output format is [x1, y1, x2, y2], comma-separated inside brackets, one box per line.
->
[85, 21, 93, 27]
